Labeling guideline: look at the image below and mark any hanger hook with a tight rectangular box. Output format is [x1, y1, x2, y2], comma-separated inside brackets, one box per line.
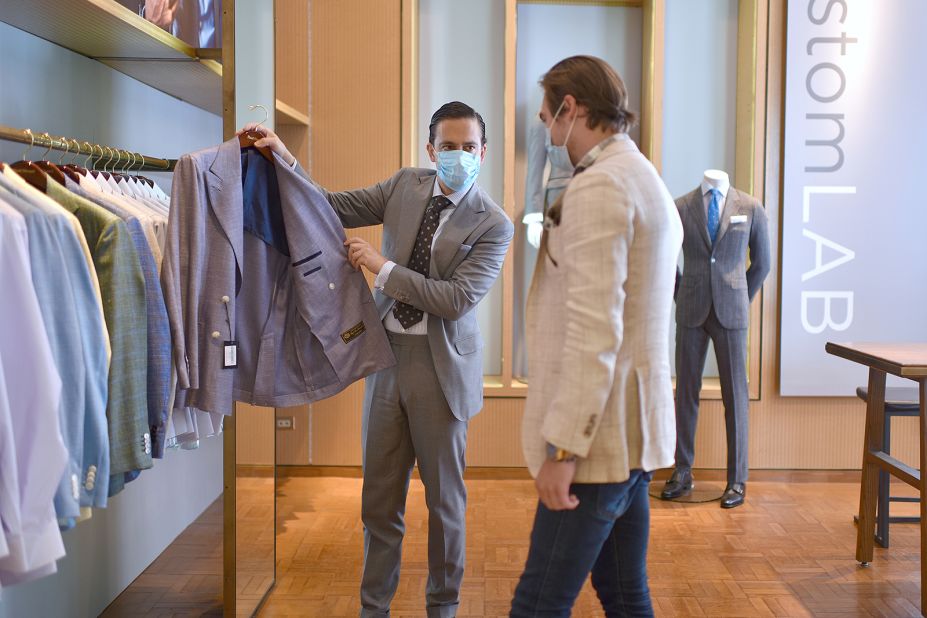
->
[70, 139, 82, 164]
[82, 142, 93, 167]
[118, 149, 127, 174]
[39, 133, 54, 160]
[21, 129, 35, 160]
[93, 145, 105, 170]
[248, 104, 269, 128]
[105, 147, 116, 173]
[57, 136, 71, 164]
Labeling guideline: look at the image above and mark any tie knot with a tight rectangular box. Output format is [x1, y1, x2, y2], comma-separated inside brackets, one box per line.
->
[430, 195, 453, 212]
[708, 188, 721, 200]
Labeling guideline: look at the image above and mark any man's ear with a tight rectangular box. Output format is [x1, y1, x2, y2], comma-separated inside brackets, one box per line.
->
[426, 142, 437, 164]
[480, 144, 487, 164]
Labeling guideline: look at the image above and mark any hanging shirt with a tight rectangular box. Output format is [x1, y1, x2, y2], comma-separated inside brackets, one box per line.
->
[0, 172, 112, 514]
[0, 197, 67, 585]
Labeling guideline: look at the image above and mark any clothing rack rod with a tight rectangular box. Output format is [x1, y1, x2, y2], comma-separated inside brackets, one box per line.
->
[0, 124, 176, 172]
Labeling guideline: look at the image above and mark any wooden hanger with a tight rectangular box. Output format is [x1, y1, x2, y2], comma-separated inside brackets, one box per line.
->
[10, 130, 48, 191]
[239, 104, 274, 162]
[60, 139, 90, 181]
[30, 133, 67, 185]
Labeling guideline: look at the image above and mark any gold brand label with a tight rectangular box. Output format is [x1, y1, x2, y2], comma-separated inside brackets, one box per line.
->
[341, 321, 366, 344]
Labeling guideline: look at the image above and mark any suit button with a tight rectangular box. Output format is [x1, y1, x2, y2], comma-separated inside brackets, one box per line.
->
[329, 283, 335, 290]
[88, 465, 97, 474]
[221, 295, 230, 303]
[211, 331, 221, 339]
[711, 258, 716, 264]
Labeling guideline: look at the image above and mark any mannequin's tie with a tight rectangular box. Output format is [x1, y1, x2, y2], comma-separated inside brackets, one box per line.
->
[392, 195, 453, 329]
[707, 188, 721, 245]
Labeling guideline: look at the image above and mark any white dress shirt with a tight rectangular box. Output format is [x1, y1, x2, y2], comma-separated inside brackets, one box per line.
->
[700, 178, 729, 219]
[373, 178, 468, 335]
[0, 198, 67, 584]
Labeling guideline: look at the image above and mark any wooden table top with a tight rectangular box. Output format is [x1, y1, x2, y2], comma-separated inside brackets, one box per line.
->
[825, 342, 927, 378]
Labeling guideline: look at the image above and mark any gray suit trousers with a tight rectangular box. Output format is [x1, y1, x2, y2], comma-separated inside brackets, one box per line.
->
[360, 332, 468, 618]
[674, 307, 749, 484]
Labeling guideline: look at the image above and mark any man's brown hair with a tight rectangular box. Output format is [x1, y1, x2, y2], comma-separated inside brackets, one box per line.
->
[540, 55, 637, 133]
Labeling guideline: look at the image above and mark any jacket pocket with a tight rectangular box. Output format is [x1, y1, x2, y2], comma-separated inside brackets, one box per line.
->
[454, 334, 482, 356]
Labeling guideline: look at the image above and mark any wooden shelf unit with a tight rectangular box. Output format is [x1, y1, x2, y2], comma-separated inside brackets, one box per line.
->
[0, 0, 222, 114]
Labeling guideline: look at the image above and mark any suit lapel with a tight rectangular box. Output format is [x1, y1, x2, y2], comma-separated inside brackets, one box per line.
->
[393, 173, 434, 268]
[433, 185, 489, 279]
[714, 188, 741, 246]
[207, 138, 244, 291]
[689, 188, 712, 251]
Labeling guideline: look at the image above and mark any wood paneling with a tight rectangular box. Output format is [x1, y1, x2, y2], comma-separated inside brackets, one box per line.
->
[274, 0, 310, 168]
[305, 0, 402, 466]
[276, 404, 311, 466]
[235, 402, 275, 466]
[310, 381, 366, 465]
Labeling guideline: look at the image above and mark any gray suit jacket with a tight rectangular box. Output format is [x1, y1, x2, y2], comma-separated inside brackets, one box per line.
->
[163, 139, 396, 416]
[675, 186, 771, 330]
[299, 166, 515, 421]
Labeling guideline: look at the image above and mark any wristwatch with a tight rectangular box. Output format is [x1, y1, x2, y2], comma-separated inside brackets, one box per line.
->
[545, 442, 577, 463]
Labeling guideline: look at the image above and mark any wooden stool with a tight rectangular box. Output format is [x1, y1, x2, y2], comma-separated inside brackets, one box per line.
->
[856, 386, 921, 548]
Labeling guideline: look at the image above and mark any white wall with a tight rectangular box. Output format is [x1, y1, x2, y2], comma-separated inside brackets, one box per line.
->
[0, 21, 224, 618]
[418, 0, 506, 375]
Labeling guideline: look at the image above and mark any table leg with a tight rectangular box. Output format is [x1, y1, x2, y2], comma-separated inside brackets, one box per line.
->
[857, 368, 886, 566]
[919, 378, 926, 616]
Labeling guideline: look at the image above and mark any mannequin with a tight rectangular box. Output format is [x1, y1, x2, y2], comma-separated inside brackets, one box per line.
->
[661, 168, 771, 509]
[702, 168, 730, 196]
[523, 117, 574, 248]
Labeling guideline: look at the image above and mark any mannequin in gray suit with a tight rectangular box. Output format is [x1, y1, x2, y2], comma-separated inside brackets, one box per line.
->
[661, 170, 770, 509]
[240, 102, 513, 617]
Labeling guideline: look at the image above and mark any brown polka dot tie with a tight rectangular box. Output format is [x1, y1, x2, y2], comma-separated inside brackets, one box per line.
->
[393, 195, 452, 329]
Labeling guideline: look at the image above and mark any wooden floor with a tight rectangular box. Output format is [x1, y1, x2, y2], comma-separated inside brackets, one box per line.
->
[103, 471, 923, 617]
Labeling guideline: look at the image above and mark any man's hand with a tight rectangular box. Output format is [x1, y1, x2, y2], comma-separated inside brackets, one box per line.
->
[145, 0, 177, 29]
[535, 460, 579, 511]
[345, 238, 387, 274]
[236, 123, 296, 167]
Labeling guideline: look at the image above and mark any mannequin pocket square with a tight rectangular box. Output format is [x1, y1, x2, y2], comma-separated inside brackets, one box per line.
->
[730, 215, 748, 224]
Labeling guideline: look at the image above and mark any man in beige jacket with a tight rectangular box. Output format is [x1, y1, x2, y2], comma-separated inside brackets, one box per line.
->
[511, 55, 683, 618]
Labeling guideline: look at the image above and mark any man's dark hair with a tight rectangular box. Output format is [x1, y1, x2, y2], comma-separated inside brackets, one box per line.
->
[428, 101, 487, 146]
[541, 55, 637, 133]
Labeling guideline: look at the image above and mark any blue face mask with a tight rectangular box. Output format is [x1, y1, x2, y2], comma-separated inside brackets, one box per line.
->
[435, 150, 481, 193]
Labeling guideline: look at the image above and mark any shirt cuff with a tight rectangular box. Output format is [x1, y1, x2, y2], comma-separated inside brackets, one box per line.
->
[374, 261, 396, 290]
[289, 157, 298, 169]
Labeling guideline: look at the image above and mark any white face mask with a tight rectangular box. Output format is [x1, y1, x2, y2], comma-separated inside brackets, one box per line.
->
[546, 100, 577, 170]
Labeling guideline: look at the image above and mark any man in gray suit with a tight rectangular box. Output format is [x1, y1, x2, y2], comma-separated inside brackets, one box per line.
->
[661, 173, 770, 508]
[242, 101, 514, 617]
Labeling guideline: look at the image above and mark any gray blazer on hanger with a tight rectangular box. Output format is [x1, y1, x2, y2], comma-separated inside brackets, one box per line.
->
[163, 138, 396, 417]
[675, 187, 770, 330]
[298, 165, 514, 421]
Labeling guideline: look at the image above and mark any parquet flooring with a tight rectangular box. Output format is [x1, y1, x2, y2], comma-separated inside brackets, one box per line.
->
[103, 471, 923, 617]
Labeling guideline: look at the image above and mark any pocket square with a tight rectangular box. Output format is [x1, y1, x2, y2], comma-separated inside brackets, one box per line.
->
[730, 215, 748, 224]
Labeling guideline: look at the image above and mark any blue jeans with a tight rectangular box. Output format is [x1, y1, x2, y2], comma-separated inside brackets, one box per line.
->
[510, 470, 654, 618]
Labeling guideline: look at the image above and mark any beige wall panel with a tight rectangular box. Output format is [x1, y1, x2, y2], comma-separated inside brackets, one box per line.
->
[307, 0, 401, 465]
[276, 404, 311, 466]
[276, 124, 310, 169]
[311, 382, 366, 465]
[275, 0, 309, 112]
[309, 0, 401, 191]
[235, 403, 275, 466]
